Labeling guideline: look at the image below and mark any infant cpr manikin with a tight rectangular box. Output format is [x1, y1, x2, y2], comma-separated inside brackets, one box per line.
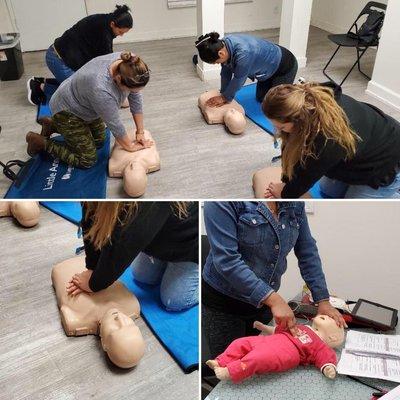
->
[198, 90, 246, 135]
[0, 201, 40, 227]
[108, 130, 160, 198]
[52, 257, 144, 368]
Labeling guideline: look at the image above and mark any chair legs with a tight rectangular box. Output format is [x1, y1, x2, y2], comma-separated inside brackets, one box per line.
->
[323, 45, 370, 86]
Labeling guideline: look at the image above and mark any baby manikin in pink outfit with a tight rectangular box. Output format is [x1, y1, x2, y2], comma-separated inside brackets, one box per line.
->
[207, 315, 344, 383]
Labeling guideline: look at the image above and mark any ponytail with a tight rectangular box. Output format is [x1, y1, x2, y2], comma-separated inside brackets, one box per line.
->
[110, 4, 133, 29]
[263, 83, 360, 180]
[195, 32, 224, 63]
[117, 52, 150, 88]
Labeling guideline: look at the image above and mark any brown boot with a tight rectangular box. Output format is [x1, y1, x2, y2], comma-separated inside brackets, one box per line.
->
[26, 132, 46, 157]
[37, 116, 56, 138]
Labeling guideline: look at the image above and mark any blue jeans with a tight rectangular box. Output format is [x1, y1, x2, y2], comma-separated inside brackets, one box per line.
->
[45, 46, 75, 84]
[131, 253, 199, 311]
[319, 173, 400, 199]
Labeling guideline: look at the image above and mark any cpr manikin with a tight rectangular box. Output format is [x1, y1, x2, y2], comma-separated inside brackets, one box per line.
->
[109, 130, 160, 197]
[198, 90, 247, 135]
[52, 257, 145, 368]
[207, 315, 345, 383]
[0, 201, 40, 227]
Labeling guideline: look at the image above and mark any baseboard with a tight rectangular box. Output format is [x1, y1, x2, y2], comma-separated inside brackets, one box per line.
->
[311, 18, 347, 34]
[366, 81, 400, 112]
[114, 19, 280, 44]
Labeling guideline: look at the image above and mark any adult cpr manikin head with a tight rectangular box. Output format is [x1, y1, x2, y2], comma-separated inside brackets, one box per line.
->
[0, 201, 40, 227]
[100, 308, 145, 368]
[311, 315, 345, 348]
[224, 109, 247, 135]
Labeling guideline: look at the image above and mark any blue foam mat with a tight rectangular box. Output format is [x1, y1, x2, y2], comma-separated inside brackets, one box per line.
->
[40, 201, 82, 225]
[5, 130, 110, 199]
[119, 267, 199, 373]
[235, 83, 275, 135]
[37, 82, 58, 121]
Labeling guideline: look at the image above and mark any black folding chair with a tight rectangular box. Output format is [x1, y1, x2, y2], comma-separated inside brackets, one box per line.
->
[323, 1, 386, 86]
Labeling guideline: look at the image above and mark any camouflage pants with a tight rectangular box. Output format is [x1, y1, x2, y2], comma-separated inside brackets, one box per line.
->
[45, 111, 106, 168]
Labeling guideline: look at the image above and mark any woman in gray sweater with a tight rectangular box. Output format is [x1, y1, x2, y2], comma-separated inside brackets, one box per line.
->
[26, 52, 151, 169]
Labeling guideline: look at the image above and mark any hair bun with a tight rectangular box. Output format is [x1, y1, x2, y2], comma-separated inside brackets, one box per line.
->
[114, 4, 130, 15]
[209, 32, 220, 42]
[120, 52, 132, 62]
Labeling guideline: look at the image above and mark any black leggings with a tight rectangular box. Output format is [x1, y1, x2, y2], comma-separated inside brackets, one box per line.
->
[256, 47, 299, 102]
[202, 304, 272, 362]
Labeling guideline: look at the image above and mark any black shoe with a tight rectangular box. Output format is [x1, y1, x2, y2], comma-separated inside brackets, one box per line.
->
[33, 76, 45, 84]
[27, 77, 46, 105]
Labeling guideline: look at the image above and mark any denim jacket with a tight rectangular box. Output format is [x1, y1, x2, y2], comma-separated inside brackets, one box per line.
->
[220, 34, 282, 102]
[202, 202, 330, 308]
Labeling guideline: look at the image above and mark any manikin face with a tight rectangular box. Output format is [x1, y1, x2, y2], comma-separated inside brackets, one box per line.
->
[311, 315, 345, 348]
[100, 308, 145, 368]
[269, 118, 295, 135]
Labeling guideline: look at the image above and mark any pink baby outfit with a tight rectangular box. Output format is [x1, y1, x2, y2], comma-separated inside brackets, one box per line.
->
[216, 325, 337, 383]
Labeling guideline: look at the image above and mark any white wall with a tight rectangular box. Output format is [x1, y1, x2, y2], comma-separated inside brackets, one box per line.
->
[311, 0, 388, 34]
[3, 0, 282, 51]
[280, 201, 400, 309]
[201, 202, 400, 309]
[0, 0, 15, 33]
[366, 0, 400, 111]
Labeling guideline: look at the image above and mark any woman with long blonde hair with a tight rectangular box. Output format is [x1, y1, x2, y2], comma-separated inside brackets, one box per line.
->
[66, 201, 199, 311]
[259, 82, 400, 198]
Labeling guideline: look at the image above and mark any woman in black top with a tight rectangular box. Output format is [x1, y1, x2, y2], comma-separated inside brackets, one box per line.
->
[259, 82, 400, 199]
[28, 5, 133, 105]
[66, 202, 199, 311]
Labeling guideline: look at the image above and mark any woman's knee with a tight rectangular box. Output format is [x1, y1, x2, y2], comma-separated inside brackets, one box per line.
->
[131, 253, 166, 285]
[160, 288, 198, 311]
[78, 151, 97, 169]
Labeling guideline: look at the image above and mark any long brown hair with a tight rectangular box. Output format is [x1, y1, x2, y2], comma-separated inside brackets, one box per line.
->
[116, 52, 150, 88]
[84, 202, 190, 249]
[263, 83, 360, 180]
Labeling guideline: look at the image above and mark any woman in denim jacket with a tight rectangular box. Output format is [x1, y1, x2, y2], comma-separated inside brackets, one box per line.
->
[202, 201, 345, 359]
[195, 32, 298, 107]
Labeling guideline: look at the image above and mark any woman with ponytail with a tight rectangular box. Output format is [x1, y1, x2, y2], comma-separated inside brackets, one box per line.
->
[195, 32, 298, 107]
[25, 51, 151, 169]
[66, 202, 199, 312]
[28, 4, 133, 105]
[260, 82, 400, 199]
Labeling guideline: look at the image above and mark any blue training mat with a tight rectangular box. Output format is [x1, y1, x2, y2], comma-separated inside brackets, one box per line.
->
[40, 201, 82, 225]
[235, 83, 275, 135]
[36, 82, 58, 122]
[5, 130, 110, 199]
[119, 267, 199, 373]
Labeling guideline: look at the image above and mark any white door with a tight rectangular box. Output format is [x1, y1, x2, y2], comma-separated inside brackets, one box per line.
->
[11, 0, 87, 51]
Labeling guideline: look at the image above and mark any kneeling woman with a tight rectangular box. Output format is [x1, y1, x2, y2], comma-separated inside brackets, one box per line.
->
[26, 52, 152, 169]
[195, 32, 298, 107]
[67, 202, 199, 311]
[261, 82, 400, 199]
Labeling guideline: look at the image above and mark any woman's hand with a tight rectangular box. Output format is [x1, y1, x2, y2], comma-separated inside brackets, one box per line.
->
[116, 135, 153, 152]
[264, 292, 299, 336]
[317, 300, 347, 328]
[206, 95, 228, 108]
[66, 270, 94, 296]
[264, 182, 285, 199]
[135, 130, 153, 148]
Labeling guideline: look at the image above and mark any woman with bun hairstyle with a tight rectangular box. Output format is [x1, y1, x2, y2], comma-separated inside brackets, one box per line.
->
[195, 32, 298, 107]
[28, 4, 134, 105]
[25, 51, 151, 169]
[259, 82, 400, 199]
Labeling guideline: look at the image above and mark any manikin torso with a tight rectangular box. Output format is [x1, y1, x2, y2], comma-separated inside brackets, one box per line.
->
[108, 129, 160, 197]
[198, 90, 246, 135]
[52, 257, 144, 368]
